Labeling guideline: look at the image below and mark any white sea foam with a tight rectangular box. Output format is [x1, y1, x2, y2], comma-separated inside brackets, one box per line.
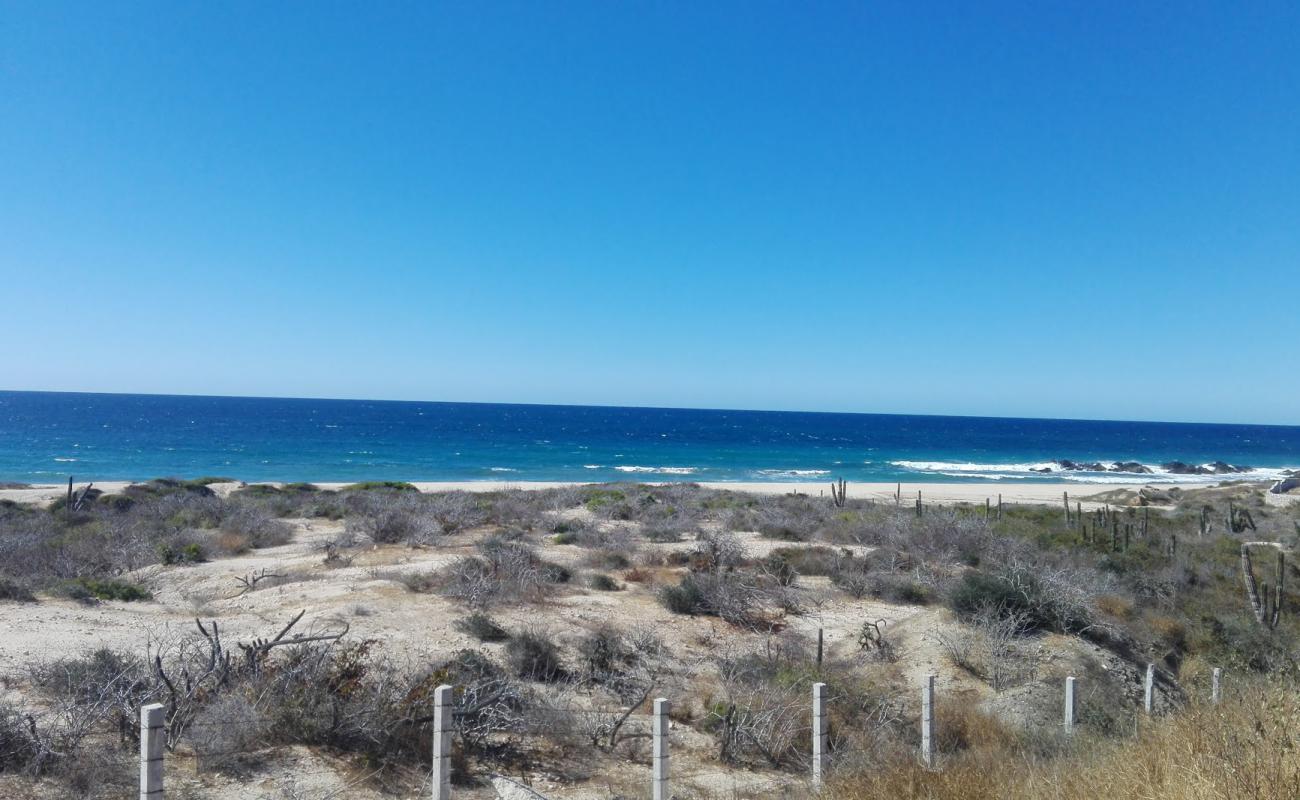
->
[892, 460, 1058, 473]
[488, 467, 518, 472]
[583, 464, 602, 469]
[895, 459, 1297, 484]
[613, 466, 698, 475]
[53, 457, 78, 462]
[755, 469, 831, 478]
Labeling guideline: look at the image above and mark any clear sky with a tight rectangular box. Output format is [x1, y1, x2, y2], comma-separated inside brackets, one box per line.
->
[2, 2, 1297, 424]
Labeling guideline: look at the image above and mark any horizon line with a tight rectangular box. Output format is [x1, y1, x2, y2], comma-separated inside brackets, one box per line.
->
[2, 387, 1297, 430]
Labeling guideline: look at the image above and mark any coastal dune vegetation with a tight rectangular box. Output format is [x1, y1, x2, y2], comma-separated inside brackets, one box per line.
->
[0, 478, 1295, 798]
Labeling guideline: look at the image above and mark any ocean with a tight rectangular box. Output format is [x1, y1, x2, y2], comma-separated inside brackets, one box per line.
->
[0, 390, 1297, 485]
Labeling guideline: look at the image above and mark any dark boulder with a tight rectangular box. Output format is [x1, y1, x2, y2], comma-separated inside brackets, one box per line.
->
[1270, 476, 1300, 495]
[1110, 461, 1153, 474]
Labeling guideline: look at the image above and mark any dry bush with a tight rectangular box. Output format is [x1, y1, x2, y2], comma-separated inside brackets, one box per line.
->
[934, 605, 1037, 691]
[219, 503, 293, 548]
[827, 680, 1300, 800]
[438, 540, 569, 607]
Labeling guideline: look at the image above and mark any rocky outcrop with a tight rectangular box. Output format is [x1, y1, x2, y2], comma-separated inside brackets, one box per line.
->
[1270, 476, 1300, 495]
[1050, 460, 1153, 474]
[1162, 461, 1253, 475]
[491, 776, 552, 800]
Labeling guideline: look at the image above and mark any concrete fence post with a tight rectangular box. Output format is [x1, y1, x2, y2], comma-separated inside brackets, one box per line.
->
[812, 682, 828, 788]
[432, 684, 453, 800]
[1211, 667, 1222, 704]
[920, 674, 935, 769]
[653, 698, 670, 800]
[1143, 663, 1155, 715]
[1064, 676, 1076, 733]
[139, 703, 165, 800]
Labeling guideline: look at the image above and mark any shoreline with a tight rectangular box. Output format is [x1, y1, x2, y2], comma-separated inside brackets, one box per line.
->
[2, 478, 1288, 509]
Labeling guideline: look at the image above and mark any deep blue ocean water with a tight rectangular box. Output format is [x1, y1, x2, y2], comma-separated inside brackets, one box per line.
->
[1, 391, 1297, 485]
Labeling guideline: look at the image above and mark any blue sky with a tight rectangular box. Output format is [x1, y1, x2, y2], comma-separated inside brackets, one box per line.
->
[2, 2, 1297, 424]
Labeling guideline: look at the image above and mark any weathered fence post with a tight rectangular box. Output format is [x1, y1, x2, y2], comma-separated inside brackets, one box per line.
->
[812, 682, 828, 789]
[997, 494, 1003, 520]
[916, 490, 922, 517]
[1143, 664, 1155, 714]
[1211, 667, 1222, 704]
[653, 698, 670, 800]
[1064, 676, 1076, 733]
[140, 703, 165, 800]
[920, 674, 935, 769]
[432, 684, 453, 800]
[1064, 491, 1070, 526]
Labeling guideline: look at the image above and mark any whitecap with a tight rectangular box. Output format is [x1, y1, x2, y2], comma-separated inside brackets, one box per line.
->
[613, 466, 698, 475]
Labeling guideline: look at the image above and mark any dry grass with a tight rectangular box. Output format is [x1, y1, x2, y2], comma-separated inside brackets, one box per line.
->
[827, 681, 1300, 800]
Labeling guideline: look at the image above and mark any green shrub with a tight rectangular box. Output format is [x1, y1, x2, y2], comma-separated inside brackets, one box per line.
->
[588, 573, 621, 591]
[157, 541, 206, 565]
[505, 630, 563, 681]
[659, 576, 706, 614]
[55, 578, 152, 603]
[454, 612, 510, 642]
[553, 531, 580, 545]
[343, 481, 419, 492]
[97, 493, 136, 512]
[0, 576, 37, 603]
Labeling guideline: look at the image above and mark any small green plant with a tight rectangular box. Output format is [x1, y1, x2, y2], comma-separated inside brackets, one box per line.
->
[659, 576, 706, 614]
[0, 576, 37, 603]
[343, 481, 419, 492]
[505, 630, 563, 681]
[454, 612, 510, 642]
[588, 573, 621, 591]
[55, 578, 152, 602]
[157, 542, 206, 565]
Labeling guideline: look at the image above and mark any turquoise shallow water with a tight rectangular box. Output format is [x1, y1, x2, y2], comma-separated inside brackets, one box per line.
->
[1, 391, 1297, 484]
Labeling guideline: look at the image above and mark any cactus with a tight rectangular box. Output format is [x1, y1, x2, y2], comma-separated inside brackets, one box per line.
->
[1241, 543, 1287, 629]
[830, 478, 847, 508]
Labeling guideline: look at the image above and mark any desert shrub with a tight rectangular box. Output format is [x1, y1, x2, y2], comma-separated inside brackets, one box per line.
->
[53, 578, 151, 603]
[0, 702, 47, 774]
[578, 625, 637, 680]
[693, 530, 746, 572]
[506, 631, 563, 681]
[760, 553, 799, 586]
[425, 491, 490, 535]
[659, 575, 707, 614]
[343, 481, 418, 492]
[874, 573, 933, 604]
[220, 504, 293, 548]
[659, 572, 764, 625]
[437, 540, 570, 607]
[0, 576, 37, 602]
[189, 694, 267, 774]
[97, 493, 136, 512]
[584, 549, 631, 570]
[348, 507, 433, 544]
[588, 573, 621, 591]
[124, 478, 217, 500]
[455, 612, 510, 642]
[157, 540, 206, 565]
[949, 563, 1095, 634]
[643, 524, 686, 542]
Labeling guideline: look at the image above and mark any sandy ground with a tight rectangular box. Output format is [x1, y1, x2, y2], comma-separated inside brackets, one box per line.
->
[4, 478, 1286, 509]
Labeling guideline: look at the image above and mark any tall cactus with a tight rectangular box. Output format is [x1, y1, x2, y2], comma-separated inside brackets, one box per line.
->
[830, 478, 847, 508]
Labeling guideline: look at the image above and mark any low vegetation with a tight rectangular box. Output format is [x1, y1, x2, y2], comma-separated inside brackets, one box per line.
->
[0, 478, 1294, 798]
